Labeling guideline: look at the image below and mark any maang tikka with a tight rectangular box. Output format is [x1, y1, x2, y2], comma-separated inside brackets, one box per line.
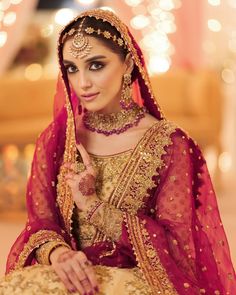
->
[68, 18, 92, 59]
[120, 73, 135, 110]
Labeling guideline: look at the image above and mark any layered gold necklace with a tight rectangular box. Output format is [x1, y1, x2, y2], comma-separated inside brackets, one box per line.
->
[83, 104, 146, 136]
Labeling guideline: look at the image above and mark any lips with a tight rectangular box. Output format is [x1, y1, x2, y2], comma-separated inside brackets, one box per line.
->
[81, 92, 99, 102]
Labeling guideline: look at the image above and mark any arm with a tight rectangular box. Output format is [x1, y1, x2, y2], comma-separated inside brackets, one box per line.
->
[84, 129, 235, 294]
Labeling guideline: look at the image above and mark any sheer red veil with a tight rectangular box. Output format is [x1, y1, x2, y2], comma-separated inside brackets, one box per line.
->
[6, 9, 235, 295]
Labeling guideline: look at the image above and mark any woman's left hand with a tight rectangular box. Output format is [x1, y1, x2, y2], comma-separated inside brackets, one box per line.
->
[64, 143, 99, 212]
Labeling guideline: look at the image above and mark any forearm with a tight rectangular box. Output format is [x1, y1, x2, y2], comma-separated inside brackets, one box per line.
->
[36, 241, 71, 265]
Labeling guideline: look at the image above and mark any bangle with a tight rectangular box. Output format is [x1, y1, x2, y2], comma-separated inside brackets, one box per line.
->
[36, 241, 71, 265]
[86, 200, 104, 223]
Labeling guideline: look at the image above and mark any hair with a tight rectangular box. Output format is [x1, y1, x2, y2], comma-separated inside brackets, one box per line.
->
[62, 16, 128, 61]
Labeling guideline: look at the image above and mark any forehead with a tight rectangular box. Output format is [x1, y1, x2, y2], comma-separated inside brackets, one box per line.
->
[62, 35, 114, 61]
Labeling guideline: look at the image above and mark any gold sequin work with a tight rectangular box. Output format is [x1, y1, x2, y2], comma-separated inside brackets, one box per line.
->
[75, 149, 133, 248]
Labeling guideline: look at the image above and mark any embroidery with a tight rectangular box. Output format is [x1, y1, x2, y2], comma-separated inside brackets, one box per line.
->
[1, 264, 153, 295]
[110, 120, 176, 215]
[76, 150, 132, 248]
[56, 100, 77, 236]
[124, 214, 178, 294]
[35, 240, 71, 265]
[14, 230, 68, 271]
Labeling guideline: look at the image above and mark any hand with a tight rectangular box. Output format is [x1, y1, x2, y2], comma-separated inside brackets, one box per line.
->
[64, 143, 99, 212]
[50, 247, 99, 294]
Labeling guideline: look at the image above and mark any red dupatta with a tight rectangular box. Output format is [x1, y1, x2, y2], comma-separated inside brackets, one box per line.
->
[6, 9, 236, 295]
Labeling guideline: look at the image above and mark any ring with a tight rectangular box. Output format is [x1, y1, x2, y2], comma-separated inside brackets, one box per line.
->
[74, 162, 86, 173]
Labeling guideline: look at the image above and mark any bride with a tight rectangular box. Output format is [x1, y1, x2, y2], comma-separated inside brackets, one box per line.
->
[1, 8, 235, 295]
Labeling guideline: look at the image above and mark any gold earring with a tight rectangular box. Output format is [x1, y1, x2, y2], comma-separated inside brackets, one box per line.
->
[120, 73, 134, 110]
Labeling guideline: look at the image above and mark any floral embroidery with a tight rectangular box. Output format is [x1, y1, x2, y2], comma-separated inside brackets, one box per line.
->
[110, 119, 176, 214]
[14, 230, 68, 271]
[124, 214, 178, 294]
[35, 241, 71, 265]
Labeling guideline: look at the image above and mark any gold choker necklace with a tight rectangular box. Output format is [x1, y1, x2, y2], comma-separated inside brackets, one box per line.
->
[83, 104, 146, 136]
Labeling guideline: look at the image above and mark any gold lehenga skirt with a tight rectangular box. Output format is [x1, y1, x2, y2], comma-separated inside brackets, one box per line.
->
[0, 264, 153, 295]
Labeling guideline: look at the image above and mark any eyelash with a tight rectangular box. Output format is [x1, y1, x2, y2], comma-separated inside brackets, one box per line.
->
[65, 61, 105, 74]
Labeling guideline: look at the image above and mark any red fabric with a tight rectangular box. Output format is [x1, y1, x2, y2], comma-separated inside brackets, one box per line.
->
[6, 10, 236, 295]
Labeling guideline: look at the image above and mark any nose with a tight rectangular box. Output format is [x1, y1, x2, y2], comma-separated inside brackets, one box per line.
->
[79, 71, 92, 90]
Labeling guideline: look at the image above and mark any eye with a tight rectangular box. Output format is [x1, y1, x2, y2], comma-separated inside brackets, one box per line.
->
[65, 64, 78, 74]
[90, 61, 104, 71]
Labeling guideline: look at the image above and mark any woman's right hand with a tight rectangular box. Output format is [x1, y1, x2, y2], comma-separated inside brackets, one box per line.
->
[50, 247, 99, 295]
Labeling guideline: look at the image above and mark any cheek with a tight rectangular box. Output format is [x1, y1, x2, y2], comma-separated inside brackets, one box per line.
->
[95, 67, 123, 91]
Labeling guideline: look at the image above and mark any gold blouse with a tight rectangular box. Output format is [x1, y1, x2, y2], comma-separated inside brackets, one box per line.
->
[75, 149, 133, 249]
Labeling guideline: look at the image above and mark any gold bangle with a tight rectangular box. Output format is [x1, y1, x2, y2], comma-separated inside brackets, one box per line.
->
[36, 241, 71, 265]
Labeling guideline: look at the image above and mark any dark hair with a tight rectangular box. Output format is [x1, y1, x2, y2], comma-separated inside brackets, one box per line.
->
[63, 16, 128, 60]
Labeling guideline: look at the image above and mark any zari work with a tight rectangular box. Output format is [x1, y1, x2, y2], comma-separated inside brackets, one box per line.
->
[75, 149, 133, 248]
[0, 264, 153, 295]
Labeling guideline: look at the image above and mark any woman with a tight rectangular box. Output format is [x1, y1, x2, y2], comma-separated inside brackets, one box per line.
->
[0, 8, 235, 295]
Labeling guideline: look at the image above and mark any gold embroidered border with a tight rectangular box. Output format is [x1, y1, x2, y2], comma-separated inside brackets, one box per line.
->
[56, 90, 77, 236]
[35, 240, 71, 265]
[110, 120, 176, 214]
[58, 9, 164, 119]
[13, 230, 68, 271]
[124, 214, 178, 295]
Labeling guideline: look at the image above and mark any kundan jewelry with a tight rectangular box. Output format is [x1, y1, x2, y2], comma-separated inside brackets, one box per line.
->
[120, 73, 135, 110]
[83, 104, 146, 136]
[68, 18, 93, 59]
[62, 17, 126, 59]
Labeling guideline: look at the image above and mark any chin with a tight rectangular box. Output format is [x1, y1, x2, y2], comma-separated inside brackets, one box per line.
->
[82, 102, 104, 113]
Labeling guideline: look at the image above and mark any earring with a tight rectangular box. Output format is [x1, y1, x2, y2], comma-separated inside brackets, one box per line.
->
[120, 73, 135, 110]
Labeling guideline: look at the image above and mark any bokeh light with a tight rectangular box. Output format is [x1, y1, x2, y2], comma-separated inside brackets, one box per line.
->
[54, 9, 74, 26]
[24, 63, 43, 81]
[3, 11, 16, 26]
[130, 15, 150, 30]
[208, 0, 221, 6]
[0, 31, 7, 47]
[208, 19, 222, 32]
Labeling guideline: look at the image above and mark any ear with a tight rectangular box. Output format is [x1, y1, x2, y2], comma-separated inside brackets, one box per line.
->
[124, 53, 134, 75]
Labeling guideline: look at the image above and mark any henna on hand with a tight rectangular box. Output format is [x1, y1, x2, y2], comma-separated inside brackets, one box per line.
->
[78, 174, 96, 196]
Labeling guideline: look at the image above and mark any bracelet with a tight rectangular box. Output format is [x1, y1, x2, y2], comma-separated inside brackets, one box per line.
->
[85, 200, 104, 223]
[36, 241, 71, 265]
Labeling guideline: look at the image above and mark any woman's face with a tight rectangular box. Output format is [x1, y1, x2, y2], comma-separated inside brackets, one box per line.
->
[62, 36, 132, 113]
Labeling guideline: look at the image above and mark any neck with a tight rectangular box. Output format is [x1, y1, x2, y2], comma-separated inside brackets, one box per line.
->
[96, 98, 122, 115]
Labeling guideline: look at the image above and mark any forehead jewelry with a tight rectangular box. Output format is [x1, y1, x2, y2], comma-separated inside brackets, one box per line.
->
[68, 18, 92, 59]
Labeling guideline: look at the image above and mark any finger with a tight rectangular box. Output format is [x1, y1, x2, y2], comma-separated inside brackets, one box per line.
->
[63, 263, 85, 294]
[76, 143, 91, 167]
[79, 265, 98, 290]
[76, 252, 99, 292]
[54, 267, 77, 293]
[70, 260, 93, 295]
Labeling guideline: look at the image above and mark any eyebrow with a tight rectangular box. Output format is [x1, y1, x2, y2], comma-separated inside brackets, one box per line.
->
[63, 55, 107, 64]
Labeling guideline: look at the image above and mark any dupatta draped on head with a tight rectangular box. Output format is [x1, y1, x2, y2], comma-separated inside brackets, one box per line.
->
[6, 8, 236, 295]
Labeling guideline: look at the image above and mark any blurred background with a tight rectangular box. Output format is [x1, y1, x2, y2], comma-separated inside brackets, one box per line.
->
[0, 0, 236, 276]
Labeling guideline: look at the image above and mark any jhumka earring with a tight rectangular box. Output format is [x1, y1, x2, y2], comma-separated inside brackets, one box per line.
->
[120, 73, 135, 110]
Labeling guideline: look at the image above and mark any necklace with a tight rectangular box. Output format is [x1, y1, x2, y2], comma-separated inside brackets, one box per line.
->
[83, 104, 146, 136]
